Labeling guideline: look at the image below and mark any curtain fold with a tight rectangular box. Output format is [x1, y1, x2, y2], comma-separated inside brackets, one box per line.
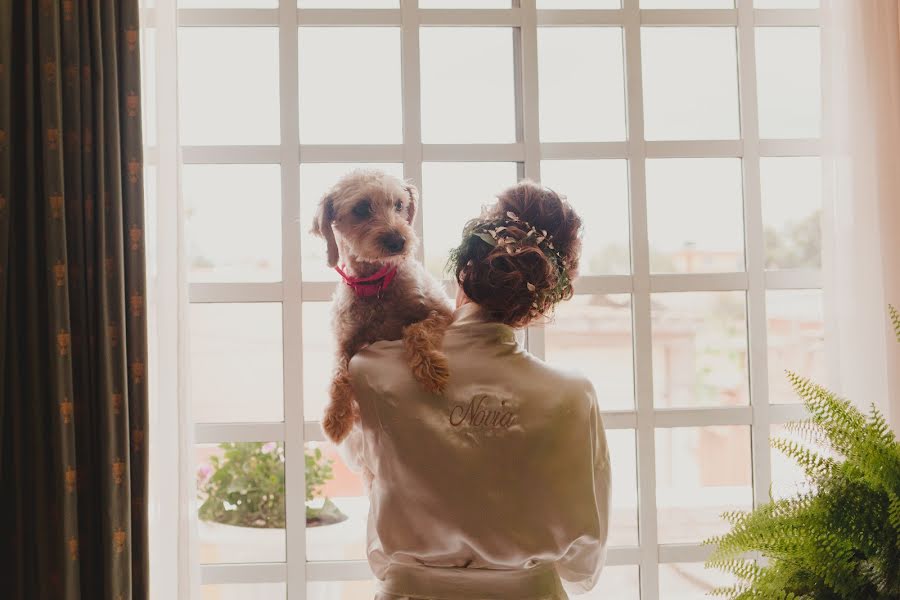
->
[0, 1, 148, 598]
[822, 0, 900, 430]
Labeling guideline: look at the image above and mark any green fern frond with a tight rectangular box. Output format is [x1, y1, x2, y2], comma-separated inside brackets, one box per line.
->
[770, 436, 835, 481]
[782, 418, 833, 451]
[889, 304, 899, 342]
[705, 306, 900, 599]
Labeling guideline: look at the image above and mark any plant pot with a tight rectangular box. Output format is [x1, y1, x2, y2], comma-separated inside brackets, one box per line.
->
[306, 497, 348, 527]
[197, 520, 286, 564]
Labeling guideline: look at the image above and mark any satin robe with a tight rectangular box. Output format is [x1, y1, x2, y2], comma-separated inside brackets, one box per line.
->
[340, 302, 611, 599]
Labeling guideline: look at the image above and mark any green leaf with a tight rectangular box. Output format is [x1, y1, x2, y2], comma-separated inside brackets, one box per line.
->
[473, 232, 497, 247]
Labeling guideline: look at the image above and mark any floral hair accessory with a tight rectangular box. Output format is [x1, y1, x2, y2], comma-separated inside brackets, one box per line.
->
[448, 209, 572, 311]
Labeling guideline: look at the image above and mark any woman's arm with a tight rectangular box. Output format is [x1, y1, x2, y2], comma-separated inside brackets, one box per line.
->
[556, 385, 612, 594]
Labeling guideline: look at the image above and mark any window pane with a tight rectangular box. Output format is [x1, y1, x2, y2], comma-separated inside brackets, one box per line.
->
[181, 0, 275, 6]
[643, 0, 732, 6]
[307, 581, 377, 598]
[197, 443, 285, 563]
[420, 28, 515, 143]
[607, 430, 639, 547]
[184, 165, 281, 283]
[178, 28, 279, 145]
[581, 566, 640, 599]
[202, 584, 286, 600]
[305, 441, 368, 561]
[755, 0, 818, 9]
[760, 157, 822, 269]
[659, 563, 739, 599]
[299, 28, 402, 144]
[770, 423, 834, 500]
[656, 426, 753, 544]
[641, 0, 734, 9]
[651, 292, 749, 409]
[301, 0, 395, 5]
[190, 303, 284, 423]
[421, 162, 519, 278]
[538, 28, 626, 142]
[646, 159, 745, 273]
[545, 294, 635, 411]
[538, 0, 619, 7]
[540, 160, 630, 275]
[299, 163, 404, 281]
[303, 301, 336, 423]
[641, 28, 740, 141]
[766, 289, 825, 405]
[420, 0, 509, 6]
[756, 28, 821, 139]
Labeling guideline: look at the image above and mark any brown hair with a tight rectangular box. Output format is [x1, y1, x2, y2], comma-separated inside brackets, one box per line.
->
[448, 180, 583, 328]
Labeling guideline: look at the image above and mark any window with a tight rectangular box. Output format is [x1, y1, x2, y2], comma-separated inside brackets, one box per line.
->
[159, 1, 825, 598]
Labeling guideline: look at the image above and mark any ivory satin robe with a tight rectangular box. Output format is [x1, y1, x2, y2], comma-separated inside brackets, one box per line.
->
[340, 302, 611, 599]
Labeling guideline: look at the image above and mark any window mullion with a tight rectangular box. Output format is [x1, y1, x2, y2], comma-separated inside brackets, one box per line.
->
[280, 0, 305, 599]
[623, 0, 659, 597]
[401, 0, 424, 264]
[737, 0, 773, 514]
[518, 0, 546, 360]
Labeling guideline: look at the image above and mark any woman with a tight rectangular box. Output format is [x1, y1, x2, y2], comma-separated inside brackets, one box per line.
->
[341, 181, 611, 599]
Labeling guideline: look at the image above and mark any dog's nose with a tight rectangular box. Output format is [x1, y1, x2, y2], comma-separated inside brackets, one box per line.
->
[381, 232, 406, 254]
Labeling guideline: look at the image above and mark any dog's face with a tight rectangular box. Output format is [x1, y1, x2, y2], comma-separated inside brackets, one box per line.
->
[311, 170, 419, 268]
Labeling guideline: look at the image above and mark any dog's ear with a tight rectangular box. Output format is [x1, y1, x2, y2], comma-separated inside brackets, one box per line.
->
[311, 193, 339, 268]
[403, 181, 419, 226]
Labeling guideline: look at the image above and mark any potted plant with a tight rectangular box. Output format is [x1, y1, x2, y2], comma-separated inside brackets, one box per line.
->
[704, 306, 900, 599]
[198, 442, 347, 531]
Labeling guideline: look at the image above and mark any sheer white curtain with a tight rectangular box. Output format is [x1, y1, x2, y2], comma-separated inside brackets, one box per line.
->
[822, 0, 900, 430]
[141, 0, 199, 597]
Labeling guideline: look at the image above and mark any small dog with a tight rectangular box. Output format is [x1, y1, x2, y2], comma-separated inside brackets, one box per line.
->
[311, 169, 453, 444]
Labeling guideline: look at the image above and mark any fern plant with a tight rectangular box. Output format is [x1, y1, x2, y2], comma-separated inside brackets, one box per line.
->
[705, 305, 900, 600]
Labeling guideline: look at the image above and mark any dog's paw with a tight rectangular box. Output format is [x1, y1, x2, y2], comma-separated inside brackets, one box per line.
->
[322, 405, 354, 443]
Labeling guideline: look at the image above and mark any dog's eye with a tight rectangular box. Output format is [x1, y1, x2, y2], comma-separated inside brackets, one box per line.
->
[352, 201, 371, 218]
[394, 199, 404, 212]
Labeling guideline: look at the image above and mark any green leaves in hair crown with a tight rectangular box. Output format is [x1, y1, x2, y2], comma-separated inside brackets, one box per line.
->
[466, 211, 571, 308]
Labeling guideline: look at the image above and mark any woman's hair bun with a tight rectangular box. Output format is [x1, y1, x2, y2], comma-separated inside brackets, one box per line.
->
[448, 180, 583, 328]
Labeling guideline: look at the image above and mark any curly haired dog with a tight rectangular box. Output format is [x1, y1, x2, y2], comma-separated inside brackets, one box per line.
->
[311, 169, 453, 444]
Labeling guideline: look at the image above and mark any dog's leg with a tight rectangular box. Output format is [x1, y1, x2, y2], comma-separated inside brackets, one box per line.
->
[322, 359, 357, 443]
[322, 327, 372, 443]
[403, 310, 453, 394]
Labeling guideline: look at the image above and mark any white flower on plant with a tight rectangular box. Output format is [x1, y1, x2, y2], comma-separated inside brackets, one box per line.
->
[261, 442, 277, 454]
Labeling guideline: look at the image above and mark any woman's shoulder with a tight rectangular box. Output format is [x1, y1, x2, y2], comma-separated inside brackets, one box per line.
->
[522, 351, 597, 394]
[349, 339, 405, 368]
[347, 339, 409, 388]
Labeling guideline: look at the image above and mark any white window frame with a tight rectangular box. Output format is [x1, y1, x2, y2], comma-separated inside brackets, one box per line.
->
[147, 1, 824, 598]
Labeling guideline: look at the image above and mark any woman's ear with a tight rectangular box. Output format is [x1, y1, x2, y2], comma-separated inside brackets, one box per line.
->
[311, 194, 339, 268]
[403, 181, 419, 226]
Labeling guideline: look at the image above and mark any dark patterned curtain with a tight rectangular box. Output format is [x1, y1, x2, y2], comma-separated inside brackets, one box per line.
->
[0, 1, 148, 599]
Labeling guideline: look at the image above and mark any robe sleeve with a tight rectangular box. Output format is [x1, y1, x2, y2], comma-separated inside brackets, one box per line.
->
[556, 384, 612, 595]
[336, 420, 374, 490]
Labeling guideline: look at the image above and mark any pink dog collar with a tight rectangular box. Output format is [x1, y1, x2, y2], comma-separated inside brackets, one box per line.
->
[335, 264, 398, 298]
